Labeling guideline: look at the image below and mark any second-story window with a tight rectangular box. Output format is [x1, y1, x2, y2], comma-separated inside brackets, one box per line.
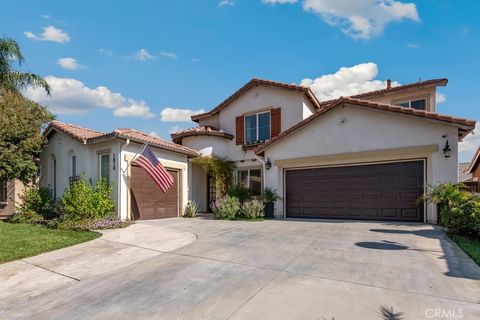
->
[395, 98, 426, 110]
[245, 111, 270, 144]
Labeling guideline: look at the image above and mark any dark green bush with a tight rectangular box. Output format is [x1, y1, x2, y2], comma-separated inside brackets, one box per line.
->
[8, 209, 44, 224]
[424, 183, 480, 237]
[228, 184, 252, 204]
[59, 176, 115, 222]
[17, 185, 58, 220]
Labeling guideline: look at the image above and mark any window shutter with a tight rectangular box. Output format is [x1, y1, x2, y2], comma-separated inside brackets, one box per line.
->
[236, 115, 244, 145]
[271, 108, 281, 137]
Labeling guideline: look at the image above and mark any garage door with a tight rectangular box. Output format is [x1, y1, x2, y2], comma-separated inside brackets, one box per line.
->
[130, 165, 179, 220]
[285, 160, 424, 222]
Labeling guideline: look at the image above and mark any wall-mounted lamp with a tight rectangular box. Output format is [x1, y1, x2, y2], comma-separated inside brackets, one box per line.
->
[265, 158, 272, 170]
[443, 140, 451, 158]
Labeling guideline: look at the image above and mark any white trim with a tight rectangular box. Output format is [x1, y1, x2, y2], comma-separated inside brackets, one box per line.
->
[282, 158, 427, 222]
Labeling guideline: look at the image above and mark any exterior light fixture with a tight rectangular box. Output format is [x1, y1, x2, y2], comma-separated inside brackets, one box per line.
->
[443, 140, 451, 158]
[265, 158, 272, 170]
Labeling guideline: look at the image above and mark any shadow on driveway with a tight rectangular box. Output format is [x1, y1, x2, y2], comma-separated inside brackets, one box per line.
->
[363, 228, 480, 281]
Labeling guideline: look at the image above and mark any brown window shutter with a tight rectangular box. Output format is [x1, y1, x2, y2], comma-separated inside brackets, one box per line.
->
[236, 115, 244, 145]
[271, 108, 281, 137]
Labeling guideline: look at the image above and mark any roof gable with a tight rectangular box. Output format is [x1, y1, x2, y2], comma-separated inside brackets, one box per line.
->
[255, 97, 476, 154]
[191, 78, 322, 122]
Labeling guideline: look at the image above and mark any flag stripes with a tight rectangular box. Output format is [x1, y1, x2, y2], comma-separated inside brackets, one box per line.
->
[133, 145, 174, 193]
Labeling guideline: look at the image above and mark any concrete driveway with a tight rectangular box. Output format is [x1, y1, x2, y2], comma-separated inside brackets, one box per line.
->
[2, 219, 480, 319]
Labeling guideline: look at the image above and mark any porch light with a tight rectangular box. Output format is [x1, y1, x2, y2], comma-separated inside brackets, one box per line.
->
[443, 140, 451, 158]
[265, 158, 272, 170]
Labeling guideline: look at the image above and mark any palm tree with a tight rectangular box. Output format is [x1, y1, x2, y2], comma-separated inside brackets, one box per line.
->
[0, 36, 50, 94]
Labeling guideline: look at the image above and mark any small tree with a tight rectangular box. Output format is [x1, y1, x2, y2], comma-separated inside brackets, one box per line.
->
[191, 155, 235, 199]
[0, 92, 53, 183]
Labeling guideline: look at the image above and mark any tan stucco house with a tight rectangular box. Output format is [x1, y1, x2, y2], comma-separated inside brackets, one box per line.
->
[40, 121, 198, 220]
[0, 179, 24, 219]
[172, 78, 476, 224]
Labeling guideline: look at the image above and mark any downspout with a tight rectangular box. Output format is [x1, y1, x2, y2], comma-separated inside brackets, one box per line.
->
[119, 138, 130, 220]
[254, 153, 267, 191]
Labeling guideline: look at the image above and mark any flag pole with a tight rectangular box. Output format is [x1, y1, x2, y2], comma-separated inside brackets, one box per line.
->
[122, 142, 148, 174]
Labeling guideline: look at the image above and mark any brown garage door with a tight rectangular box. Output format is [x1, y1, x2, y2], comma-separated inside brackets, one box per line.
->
[130, 165, 179, 220]
[285, 160, 424, 222]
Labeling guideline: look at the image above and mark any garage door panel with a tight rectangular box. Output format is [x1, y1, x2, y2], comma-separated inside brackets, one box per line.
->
[286, 160, 424, 222]
[131, 165, 179, 220]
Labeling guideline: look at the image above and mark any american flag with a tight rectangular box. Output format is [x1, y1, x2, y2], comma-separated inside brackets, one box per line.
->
[133, 145, 174, 193]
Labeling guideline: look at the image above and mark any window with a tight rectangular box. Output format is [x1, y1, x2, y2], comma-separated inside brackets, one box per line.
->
[236, 168, 262, 196]
[71, 155, 77, 177]
[0, 178, 7, 203]
[244, 111, 270, 144]
[395, 98, 426, 110]
[99, 153, 110, 183]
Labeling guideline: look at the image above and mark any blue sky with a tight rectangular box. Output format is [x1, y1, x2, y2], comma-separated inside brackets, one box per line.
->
[1, 0, 479, 161]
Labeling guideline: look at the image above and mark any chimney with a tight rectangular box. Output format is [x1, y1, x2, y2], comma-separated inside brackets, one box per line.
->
[386, 79, 392, 90]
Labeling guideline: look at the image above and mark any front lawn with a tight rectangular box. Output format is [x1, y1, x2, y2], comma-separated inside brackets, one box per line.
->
[451, 234, 480, 266]
[0, 222, 101, 264]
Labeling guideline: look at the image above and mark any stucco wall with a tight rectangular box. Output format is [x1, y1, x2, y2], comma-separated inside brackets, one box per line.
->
[197, 85, 308, 162]
[181, 136, 231, 158]
[119, 142, 189, 220]
[263, 104, 459, 223]
[366, 86, 437, 112]
[0, 180, 25, 218]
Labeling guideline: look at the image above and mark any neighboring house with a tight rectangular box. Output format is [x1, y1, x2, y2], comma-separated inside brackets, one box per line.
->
[459, 162, 473, 183]
[466, 146, 480, 181]
[40, 121, 198, 220]
[0, 179, 24, 219]
[172, 78, 476, 224]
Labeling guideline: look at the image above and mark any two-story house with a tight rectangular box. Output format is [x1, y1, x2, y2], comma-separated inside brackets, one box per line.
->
[172, 78, 476, 224]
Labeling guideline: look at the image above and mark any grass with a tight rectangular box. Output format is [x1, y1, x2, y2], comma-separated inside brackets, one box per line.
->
[451, 234, 480, 266]
[0, 222, 101, 264]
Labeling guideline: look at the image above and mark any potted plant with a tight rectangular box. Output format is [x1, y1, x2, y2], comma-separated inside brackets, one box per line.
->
[262, 188, 279, 218]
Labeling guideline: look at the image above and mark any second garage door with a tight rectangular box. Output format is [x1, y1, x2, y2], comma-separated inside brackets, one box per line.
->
[130, 165, 179, 220]
[285, 160, 425, 222]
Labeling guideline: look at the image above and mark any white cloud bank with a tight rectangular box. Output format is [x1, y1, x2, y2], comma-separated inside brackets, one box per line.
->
[24, 26, 70, 43]
[263, 0, 419, 39]
[160, 108, 205, 122]
[460, 124, 480, 162]
[134, 49, 156, 61]
[24, 76, 154, 118]
[57, 57, 83, 70]
[300, 62, 400, 101]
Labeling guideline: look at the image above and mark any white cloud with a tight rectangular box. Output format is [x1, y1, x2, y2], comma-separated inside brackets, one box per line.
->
[262, 0, 297, 4]
[149, 131, 161, 138]
[99, 48, 114, 57]
[160, 107, 206, 122]
[264, 0, 419, 39]
[24, 25, 70, 43]
[159, 51, 178, 60]
[42, 14, 51, 19]
[219, 0, 235, 6]
[24, 76, 154, 118]
[459, 124, 480, 162]
[169, 126, 182, 134]
[436, 92, 446, 104]
[134, 49, 156, 61]
[57, 57, 83, 70]
[300, 62, 399, 101]
[113, 101, 155, 119]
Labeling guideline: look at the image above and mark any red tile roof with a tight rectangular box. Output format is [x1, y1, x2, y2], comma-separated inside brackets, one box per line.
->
[44, 120, 105, 143]
[171, 126, 234, 144]
[45, 121, 199, 157]
[191, 78, 322, 122]
[351, 78, 448, 99]
[255, 97, 476, 154]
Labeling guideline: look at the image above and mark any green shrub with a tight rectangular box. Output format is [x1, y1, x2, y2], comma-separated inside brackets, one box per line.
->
[212, 195, 241, 220]
[59, 176, 114, 222]
[17, 185, 58, 220]
[184, 201, 198, 218]
[424, 183, 480, 237]
[228, 184, 252, 204]
[241, 200, 264, 219]
[8, 209, 44, 224]
[261, 188, 280, 203]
